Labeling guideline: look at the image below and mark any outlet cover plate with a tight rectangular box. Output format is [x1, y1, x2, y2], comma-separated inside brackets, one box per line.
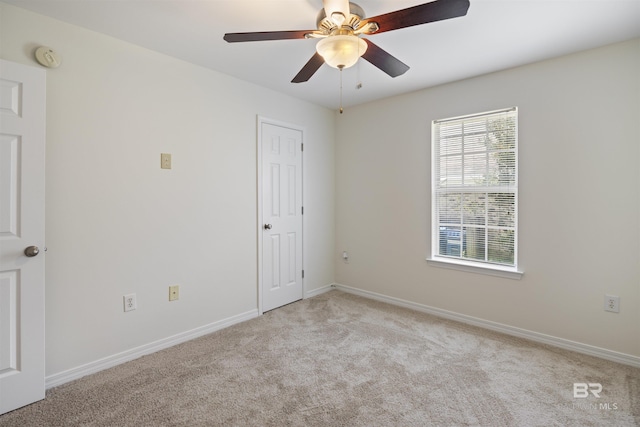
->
[604, 295, 620, 313]
[124, 293, 137, 312]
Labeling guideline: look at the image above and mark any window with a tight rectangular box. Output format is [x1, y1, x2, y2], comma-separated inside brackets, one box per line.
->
[431, 108, 520, 276]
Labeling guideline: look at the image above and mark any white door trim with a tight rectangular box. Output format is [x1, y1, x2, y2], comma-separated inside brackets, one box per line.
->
[256, 116, 304, 315]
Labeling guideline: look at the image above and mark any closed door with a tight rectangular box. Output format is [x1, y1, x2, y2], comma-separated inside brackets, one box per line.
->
[0, 60, 46, 414]
[259, 119, 303, 312]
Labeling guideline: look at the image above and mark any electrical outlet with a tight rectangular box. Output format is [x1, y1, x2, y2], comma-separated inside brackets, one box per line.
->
[604, 295, 620, 313]
[123, 293, 137, 312]
[169, 285, 179, 301]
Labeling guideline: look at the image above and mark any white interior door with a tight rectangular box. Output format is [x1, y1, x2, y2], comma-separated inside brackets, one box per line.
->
[0, 60, 46, 414]
[259, 119, 303, 312]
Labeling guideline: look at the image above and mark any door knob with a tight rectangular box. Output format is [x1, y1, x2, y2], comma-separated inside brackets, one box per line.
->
[24, 246, 40, 257]
[264, 224, 272, 230]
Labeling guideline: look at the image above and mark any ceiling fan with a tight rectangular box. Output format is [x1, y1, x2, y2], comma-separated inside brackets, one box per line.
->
[223, 0, 470, 83]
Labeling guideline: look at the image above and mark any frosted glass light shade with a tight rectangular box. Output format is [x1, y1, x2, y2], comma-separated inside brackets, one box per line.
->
[316, 35, 367, 69]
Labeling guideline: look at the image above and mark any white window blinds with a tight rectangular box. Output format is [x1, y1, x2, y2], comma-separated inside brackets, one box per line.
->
[432, 108, 518, 267]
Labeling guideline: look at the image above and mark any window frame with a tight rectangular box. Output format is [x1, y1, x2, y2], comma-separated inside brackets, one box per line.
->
[428, 107, 523, 279]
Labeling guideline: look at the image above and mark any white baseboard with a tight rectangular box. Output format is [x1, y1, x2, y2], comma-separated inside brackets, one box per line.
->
[334, 283, 640, 368]
[45, 309, 259, 389]
[304, 283, 335, 299]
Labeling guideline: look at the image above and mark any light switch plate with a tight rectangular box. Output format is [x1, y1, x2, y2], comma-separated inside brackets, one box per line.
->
[161, 153, 172, 169]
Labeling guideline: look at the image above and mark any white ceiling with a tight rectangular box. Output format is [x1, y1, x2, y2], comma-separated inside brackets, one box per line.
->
[5, 0, 640, 109]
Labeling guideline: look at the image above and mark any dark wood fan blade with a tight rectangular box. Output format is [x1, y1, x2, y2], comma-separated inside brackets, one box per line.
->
[223, 30, 314, 43]
[292, 52, 325, 83]
[361, 40, 409, 78]
[363, 0, 470, 34]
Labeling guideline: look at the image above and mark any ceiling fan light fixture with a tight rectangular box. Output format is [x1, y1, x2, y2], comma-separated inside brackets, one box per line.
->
[315, 35, 367, 69]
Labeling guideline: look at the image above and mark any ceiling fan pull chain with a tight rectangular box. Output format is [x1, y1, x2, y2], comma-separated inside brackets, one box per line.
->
[339, 66, 344, 114]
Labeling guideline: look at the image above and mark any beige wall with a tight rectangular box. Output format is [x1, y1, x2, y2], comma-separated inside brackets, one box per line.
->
[1, 3, 335, 377]
[336, 39, 640, 358]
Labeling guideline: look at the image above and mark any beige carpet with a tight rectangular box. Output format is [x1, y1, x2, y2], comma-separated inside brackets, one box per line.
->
[1, 290, 639, 426]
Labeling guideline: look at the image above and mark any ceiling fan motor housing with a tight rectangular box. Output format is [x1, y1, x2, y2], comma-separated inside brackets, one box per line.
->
[316, 2, 365, 33]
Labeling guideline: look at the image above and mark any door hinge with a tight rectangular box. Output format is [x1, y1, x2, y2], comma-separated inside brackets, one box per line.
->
[302, 270, 304, 278]
[301, 206, 304, 215]
[301, 143, 304, 152]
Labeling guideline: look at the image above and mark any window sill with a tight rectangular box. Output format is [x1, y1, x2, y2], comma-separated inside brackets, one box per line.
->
[426, 257, 524, 280]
